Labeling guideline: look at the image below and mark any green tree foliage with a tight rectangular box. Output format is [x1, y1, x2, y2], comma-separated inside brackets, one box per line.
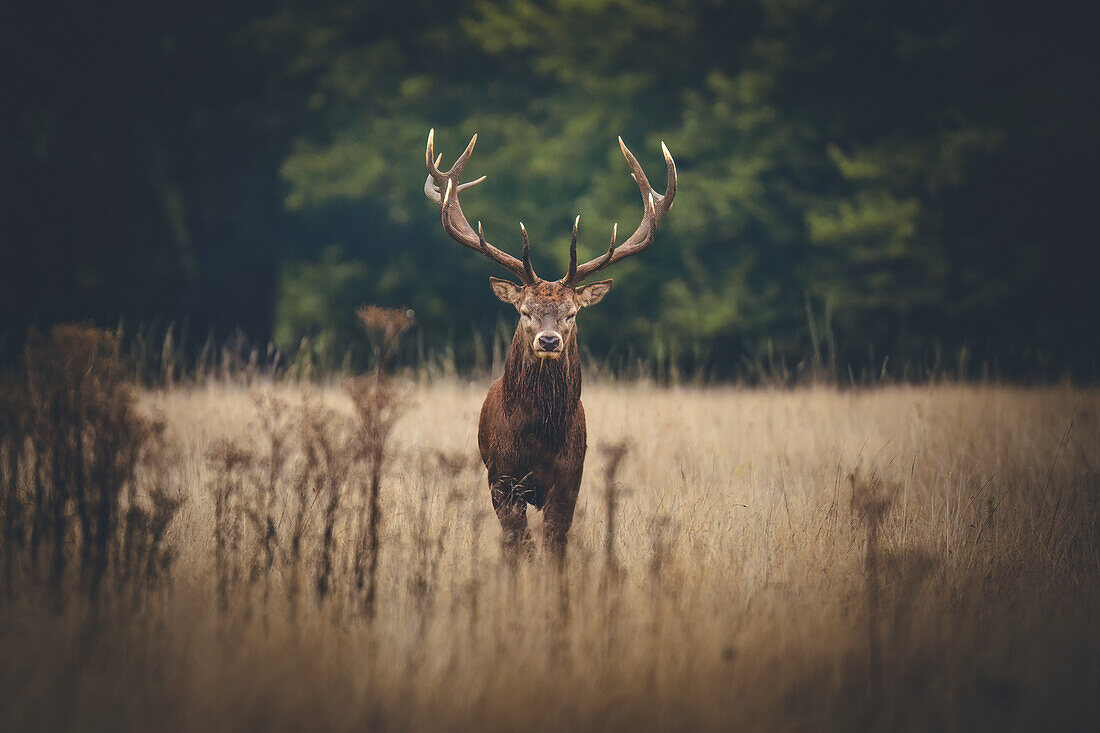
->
[4, 0, 1096, 378]
[265, 0, 1098, 377]
[274, 247, 369, 368]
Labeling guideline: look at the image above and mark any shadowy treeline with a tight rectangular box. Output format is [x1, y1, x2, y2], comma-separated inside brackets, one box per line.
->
[3, 0, 1097, 380]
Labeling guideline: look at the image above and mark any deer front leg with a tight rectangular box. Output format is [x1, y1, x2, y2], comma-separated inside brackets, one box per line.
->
[489, 473, 532, 561]
[542, 476, 581, 564]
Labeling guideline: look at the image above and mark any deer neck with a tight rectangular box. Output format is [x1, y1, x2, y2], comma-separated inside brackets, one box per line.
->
[501, 328, 581, 442]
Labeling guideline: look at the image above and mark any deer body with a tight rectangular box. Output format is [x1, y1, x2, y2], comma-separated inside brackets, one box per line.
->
[479, 322, 585, 555]
[423, 130, 676, 560]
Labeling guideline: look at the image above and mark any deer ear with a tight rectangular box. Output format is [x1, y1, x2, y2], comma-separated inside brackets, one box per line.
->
[576, 279, 613, 307]
[489, 277, 523, 304]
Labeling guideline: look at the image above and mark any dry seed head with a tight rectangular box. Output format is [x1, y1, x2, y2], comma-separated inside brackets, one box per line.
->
[208, 438, 254, 471]
[849, 471, 896, 525]
[356, 306, 415, 340]
[599, 439, 631, 482]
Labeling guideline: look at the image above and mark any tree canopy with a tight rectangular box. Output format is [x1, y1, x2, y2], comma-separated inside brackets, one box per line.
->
[4, 0, 1097, 378]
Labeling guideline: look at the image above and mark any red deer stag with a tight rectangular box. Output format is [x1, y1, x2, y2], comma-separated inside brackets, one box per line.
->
[423, 129, 677, 560]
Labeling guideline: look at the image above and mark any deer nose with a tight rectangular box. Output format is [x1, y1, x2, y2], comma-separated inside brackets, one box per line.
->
[537, 333, 561, 351]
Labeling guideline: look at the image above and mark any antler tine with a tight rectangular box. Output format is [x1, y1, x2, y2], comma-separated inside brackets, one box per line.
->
[424, 130, 487, 204]
[599, 222, 619, 270]
[426, 128, 437, 174]
[565, 215, 579, 283]
[660, 141, 678, 208]
[445, 133, 478, 177]
[425, 128, 479, 178]
[424, 129, 536, 284]
[619, 136, 674, 214]
[568, 138, 677, 283]
[519, 223, 537, 283]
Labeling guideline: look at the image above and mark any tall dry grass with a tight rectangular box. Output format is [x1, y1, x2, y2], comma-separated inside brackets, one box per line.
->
[1, 345, 1097, 730]
[0, 326, 180, 609]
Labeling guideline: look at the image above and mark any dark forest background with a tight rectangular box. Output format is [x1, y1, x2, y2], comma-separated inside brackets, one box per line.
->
[2, 0, 1097, 379]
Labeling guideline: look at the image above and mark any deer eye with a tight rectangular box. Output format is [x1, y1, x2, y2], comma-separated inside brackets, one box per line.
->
[565, 313, 576, 323]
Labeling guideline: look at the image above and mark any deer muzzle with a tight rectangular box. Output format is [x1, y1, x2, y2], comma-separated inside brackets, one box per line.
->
[534, 331, 563, 358]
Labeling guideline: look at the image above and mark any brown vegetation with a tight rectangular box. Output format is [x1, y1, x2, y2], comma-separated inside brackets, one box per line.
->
[0, 334, 1097, 730]
[0, 325, 180, 609]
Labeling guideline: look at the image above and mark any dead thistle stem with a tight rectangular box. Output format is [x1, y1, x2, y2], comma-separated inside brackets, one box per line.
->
[850, 469, 895, 728]
[594, 440, 629, 659]
[363, 455, 382, 620]
[356, 306, 415, 383]
[246, 394, 288, 619]
[310, 405, 352, 605]
[349, 306, 412, 621]
[646, 515, 675, 694]
[599, 440, 630, 579]
[468, 508, 487, 633]
[285, 406, 312, 621]
[209, 440, 250, 614]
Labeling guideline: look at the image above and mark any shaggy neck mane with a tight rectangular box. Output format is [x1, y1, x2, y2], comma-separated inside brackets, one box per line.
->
[501, 327, 581, 445]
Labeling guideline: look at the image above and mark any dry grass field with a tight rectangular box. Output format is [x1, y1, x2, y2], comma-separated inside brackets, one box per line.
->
[2, 347, 1098, 730]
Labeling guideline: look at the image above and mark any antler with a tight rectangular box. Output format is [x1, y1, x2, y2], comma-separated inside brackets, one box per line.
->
[424, 129, 538, 284]
[563, 137, 677, 284]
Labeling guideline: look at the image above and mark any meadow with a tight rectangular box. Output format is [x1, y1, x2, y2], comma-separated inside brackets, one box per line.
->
[0, 330, 1097, 731]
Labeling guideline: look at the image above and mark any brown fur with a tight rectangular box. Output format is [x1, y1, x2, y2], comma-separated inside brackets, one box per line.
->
[477, 280, 608, 560]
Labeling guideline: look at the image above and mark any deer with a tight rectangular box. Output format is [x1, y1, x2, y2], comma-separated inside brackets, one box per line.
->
[423, 129, 677, 561]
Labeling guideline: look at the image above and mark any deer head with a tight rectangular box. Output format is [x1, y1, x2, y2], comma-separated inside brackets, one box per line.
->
[423, 130, 677, 360]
